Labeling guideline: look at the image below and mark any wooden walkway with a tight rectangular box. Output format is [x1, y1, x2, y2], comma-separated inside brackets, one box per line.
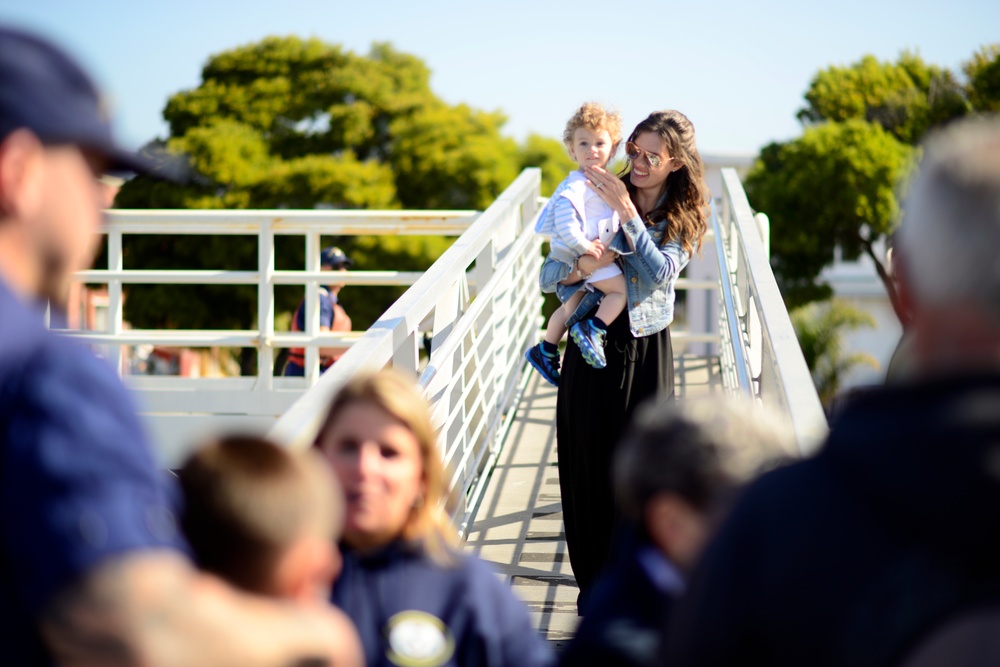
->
[464, 354, 722, 650]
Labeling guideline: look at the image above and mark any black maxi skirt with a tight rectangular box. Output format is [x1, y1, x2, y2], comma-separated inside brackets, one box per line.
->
[556, 309, 674, 607]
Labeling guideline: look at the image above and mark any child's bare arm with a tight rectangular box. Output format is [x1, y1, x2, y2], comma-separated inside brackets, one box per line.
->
[584, 241, 605, 259]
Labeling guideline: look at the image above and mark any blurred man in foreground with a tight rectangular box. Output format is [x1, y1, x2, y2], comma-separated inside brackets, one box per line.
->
[663, 116, 1000, 666]
[0, 26, 360, 667]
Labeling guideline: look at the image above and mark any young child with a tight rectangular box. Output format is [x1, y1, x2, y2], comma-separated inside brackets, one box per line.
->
[178, 435, 344, 604]
[526, 103, 629, 384]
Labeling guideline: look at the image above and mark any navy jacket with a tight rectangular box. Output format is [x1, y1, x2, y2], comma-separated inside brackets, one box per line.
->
[560, 531, 684, 667]
[663, 375, 1000, 666]
[332, 540, 553, 667]
[0, 279, 183, 666]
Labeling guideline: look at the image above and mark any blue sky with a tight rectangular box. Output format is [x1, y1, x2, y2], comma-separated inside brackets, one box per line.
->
[2, 0, 996, 155]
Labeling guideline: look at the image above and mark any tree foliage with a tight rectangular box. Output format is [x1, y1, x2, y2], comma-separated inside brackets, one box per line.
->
[791, 299, 879, 406]
[518, 133, 577, 197]
[749, 45, 999, 319]
[389, 103, 520, 209]
[964, 44, 1000, 112]
[746, 120, 915, 309]
[113, 36, 572, 338]
[798, 52, 969, 145]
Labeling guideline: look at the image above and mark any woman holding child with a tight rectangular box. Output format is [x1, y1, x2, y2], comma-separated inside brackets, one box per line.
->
[556, 110, 710, 609]
[315, 370, 552, 667]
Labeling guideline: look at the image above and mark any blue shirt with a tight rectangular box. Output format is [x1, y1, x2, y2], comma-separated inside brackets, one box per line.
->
[608, 214, 690, 337]
[560, 531, 684, 667]
[284, 287, 338, 376]
[332, 540, 553, 667]
[0, 278, 184, 665]
[293, 287, 337, 332]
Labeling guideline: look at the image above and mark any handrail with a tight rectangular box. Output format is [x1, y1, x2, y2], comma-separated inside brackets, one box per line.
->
[715, 168, 828, 454]
[64, 167, 823, 489]
[269, 169, 544, 531]
[711, 204, 753, 396]
[72, 209, 477, 384]
[72, 270, 426, 286]
[100, 209, 478, 235]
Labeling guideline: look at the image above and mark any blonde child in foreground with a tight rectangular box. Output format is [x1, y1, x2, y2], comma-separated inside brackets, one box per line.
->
[527, 103, 629, 384]
[178, 435, 349, 605]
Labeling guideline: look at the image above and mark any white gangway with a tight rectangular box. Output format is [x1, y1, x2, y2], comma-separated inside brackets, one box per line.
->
[66, 167, 826, 532]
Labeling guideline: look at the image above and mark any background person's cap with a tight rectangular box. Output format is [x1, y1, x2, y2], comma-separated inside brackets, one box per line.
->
[0, 26, 154, 175]
[320, 246, 353, 268]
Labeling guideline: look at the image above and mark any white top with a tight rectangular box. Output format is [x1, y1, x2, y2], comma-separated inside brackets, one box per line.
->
[534, 171, 621, 285]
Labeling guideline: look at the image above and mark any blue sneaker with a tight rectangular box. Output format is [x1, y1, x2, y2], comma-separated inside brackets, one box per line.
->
[525, 344, 561, 386]
[570, 320, 607, 369]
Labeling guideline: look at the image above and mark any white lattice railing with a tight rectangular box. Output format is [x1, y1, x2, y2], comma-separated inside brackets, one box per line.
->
[268, 169, 544, 533]
[62, 166, 825, 521]
[713, 168, 828, 453]
[64, 208, 477, 465]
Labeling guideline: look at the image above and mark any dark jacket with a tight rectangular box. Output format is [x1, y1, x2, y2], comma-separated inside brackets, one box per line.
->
[560, 531, 683, 667]
[332, 540, 553, 667]
[662, 375, 1000, 666]
[0, 280, 183, 666]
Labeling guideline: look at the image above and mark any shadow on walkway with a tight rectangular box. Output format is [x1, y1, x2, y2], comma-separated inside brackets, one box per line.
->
[464, 354, 721, 650]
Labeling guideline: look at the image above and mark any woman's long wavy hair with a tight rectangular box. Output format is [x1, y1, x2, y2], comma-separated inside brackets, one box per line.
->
[621, 110, 710, 256]
[315, 369, 458, 565]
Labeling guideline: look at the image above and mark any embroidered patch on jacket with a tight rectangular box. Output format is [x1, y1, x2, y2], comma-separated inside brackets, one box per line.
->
[384, 610, 455, 667]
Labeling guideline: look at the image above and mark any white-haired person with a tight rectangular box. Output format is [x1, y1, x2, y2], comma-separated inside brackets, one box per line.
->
[663, 116, 1000, 666]
[559, 396, 793, 667]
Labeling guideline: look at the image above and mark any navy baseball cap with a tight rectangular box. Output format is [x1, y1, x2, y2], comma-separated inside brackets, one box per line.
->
[0, 26, 153, 174]
[320, 246, 352, 268]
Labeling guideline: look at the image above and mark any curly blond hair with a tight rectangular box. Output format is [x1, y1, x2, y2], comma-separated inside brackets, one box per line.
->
[563, 102, 623, 152]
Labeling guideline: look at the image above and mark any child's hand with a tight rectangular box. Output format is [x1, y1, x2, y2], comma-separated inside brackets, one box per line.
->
[585, 241, 604, 259]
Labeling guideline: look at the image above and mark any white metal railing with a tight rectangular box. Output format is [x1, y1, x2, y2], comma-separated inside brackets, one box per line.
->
[60, 166, 822, 518]
[69, 209, 476, 380]
[64, 208, 477, 465]
[265, 169, 730, 531]
[270, 168, 544, 534]
[714, 168, 828, 453]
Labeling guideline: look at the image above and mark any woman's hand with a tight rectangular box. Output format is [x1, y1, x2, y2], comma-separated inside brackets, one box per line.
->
[584, 166, 638, 221]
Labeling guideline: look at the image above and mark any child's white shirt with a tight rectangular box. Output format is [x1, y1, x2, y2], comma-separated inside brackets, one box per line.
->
[534, 170, 622, 286]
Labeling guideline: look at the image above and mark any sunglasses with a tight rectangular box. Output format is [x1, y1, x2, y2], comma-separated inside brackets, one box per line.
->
[625, 141, 672, 169]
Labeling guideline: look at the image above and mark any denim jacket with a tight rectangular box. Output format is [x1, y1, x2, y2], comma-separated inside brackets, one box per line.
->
[542, 214, 689, 338]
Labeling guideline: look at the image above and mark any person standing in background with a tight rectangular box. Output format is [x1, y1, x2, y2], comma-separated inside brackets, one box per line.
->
[284, 246, 353, 376]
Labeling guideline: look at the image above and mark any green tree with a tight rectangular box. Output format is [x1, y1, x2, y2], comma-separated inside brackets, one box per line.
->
[749, 45, 1000, 322]
[798, 52, 969, 145]
[745, 120, 915, 312]
[113, 36, 569, 340]
[518, 134, 576, 196]
[791, 299, 878, 406]
[390, 102, 520, 209]
[964, 44, 1000, 112]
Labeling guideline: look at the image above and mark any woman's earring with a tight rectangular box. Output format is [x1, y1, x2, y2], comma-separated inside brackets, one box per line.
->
[413, 494, 425, 509]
